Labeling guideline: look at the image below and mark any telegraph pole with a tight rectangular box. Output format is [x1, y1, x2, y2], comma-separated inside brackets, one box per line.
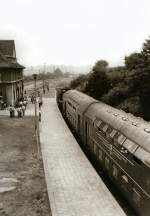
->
[33, 74, 40, 157]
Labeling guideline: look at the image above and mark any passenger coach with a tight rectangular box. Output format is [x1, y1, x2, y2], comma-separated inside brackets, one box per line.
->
[56, 88, 150, 216]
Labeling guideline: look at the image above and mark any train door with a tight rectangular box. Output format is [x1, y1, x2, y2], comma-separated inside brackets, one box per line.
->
[63, 101, 67, 118]
[85, 122, 88, 145]
[78, 115, 80, 134]
[85, 121, 90, 146]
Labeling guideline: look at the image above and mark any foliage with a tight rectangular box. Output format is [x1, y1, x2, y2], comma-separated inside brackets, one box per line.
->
[107, 66, 126, 87]
[93, 60, 108, 71]
[53, 68, 63, 78]
[124, 37, 150, 119]
[102, 85, 130, 106]
[69, 37, 150, 120]
[70, 74, 87, 89]
[125, 52, 144, 70]
[24, 68, 72, 82]
[25, 37, 150, 120]
[84, 60, 111, 100]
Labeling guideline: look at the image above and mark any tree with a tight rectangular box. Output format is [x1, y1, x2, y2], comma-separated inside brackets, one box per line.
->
[70, 74, 87, 89]
[137, 38, 150, 120]
[125, 52, 144, 71]
[53, 68, 63, 78]
[84, 60, 110, 100]
[124, 37, 150, 120]
[93, 60, 108, 72]
[142, 37, 150, 61]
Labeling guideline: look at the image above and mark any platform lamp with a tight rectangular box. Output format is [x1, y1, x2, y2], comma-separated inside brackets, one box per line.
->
[33, 73, 40, 157]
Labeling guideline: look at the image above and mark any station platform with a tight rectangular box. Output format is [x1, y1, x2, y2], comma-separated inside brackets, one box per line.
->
[40, 98, 126, 216]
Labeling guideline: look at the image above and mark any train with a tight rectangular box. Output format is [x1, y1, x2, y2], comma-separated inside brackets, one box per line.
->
[56, 87, 150, 216]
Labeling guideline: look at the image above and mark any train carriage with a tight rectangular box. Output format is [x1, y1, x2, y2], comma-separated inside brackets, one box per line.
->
[62, 90, 97, 139]
[57, 88, 150, 216]
[84, 102, 150, 216]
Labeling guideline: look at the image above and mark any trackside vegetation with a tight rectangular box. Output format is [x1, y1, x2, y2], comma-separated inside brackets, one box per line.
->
[70, 37, 150, 121]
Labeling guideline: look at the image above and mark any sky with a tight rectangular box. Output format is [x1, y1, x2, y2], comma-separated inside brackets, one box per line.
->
[0, 0, 150, 68]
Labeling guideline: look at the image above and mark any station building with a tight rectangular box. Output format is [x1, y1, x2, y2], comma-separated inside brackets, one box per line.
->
[0, 40, 25, 105]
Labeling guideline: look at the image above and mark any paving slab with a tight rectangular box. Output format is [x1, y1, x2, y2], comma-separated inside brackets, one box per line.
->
[40, 98, 126, 216]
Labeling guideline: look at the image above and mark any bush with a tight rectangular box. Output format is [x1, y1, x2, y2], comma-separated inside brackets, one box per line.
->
[102, 85, 130, 106]
[70, 74, 87, 89]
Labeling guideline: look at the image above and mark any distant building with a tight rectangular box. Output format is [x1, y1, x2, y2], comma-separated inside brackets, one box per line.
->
[0, 40, 25, 105]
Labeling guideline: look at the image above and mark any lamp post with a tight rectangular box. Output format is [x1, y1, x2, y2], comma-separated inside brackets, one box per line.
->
[33, 74, 40, 157]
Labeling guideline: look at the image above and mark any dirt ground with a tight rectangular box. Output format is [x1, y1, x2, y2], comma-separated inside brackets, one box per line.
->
[0, 115, 51, 216]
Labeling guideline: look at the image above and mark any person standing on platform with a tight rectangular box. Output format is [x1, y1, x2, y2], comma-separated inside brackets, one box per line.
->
[16, 106, 22, 118]
[8, 105, 15, 118]
[38, 95, 43, 109]
[39, 100, 43, 109]
[31, 95, 34, 103]
[39, 110, 41, 122]
[19, 100, 23, 107]
[23, 100, 27, 109]
[22, 105, 26, 116]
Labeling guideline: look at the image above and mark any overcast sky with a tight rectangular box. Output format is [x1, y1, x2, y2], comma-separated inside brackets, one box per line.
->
[0, 0, 149, 67]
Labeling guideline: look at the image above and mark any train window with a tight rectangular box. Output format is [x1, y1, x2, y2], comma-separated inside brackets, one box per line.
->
[113, 132, 120, 146]
[120, 173, 129, 192]
[133, 156, 142, 165]
[94, 118, 100, 128]
[97, 120, 102, 127]
[102, 124, 109, 133]
[112, 165, 118, 179]
[134, 147, 147, 160]
[106, 126, 113, 134]
[105, 157, 110, 169]
[134, 147, 150, 167]
[89, 125, 92, 136]
[106, 126, 113, 138]
[94, 144, 98, 155]
[98, 122, 105, 131]
[121, 174, 128, 183]
[123, 139, 138, 153]
[132, 188, 141, 207]
[117, 134, 126, 145]
[110, 129, 117, 138]
[99, 149, 103, 160]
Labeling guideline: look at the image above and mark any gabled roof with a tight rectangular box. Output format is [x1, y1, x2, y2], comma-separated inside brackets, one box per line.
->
[0, 40, 25, 69]
[0, 40, 15, 57]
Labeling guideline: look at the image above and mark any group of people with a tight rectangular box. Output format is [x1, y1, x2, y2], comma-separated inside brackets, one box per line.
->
[7, 93, 43, 121]
[8, 100, 28, 118]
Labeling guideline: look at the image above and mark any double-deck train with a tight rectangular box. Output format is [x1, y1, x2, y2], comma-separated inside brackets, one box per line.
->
[56, 87, 150, 216]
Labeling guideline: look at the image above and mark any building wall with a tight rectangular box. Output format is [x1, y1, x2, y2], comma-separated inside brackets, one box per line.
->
[6, 84, 14, 105]
[0, 83, 6, 100]
[0, 68, 24, 105]
[0, 69, 23, 82]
